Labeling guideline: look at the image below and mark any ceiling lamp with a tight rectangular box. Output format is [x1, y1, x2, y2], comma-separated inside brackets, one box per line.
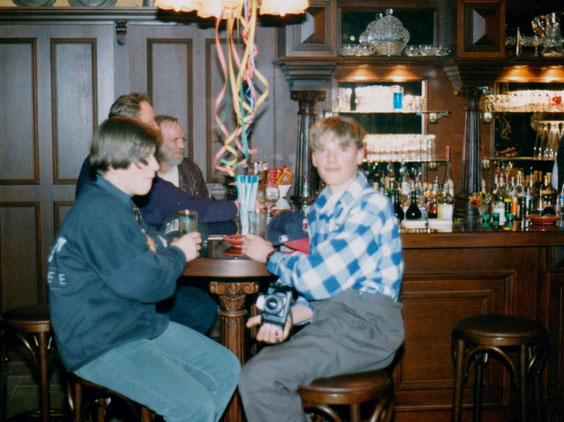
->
[259, 0, 308, 16]
[155, 0, 308, 175]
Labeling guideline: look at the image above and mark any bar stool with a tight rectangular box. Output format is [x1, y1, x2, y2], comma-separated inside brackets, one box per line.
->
[451, 314, 548, 422]
[0, 304, 63, 422]
[298, 369, 394, 422]
[68, 374, 156, 422]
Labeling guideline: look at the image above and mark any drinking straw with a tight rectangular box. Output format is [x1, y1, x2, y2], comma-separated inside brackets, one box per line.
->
[235, 174, 258, 234]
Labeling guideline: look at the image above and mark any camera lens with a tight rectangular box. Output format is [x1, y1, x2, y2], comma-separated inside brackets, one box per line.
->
[264, 295, 282, 314]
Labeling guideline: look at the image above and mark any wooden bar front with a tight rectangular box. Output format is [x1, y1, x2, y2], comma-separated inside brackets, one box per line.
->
[394, 228, 564, 421]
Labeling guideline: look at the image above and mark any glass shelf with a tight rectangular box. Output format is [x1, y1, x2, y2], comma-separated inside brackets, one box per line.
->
[489, 156, 555, 162]
[365, 158, 447, 164]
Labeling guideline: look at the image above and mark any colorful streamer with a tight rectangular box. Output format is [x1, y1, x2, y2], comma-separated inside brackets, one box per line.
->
[212, 0, 270, 176]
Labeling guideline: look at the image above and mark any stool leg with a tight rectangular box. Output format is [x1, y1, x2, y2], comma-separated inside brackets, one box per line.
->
[533, 343, 546, 422]
[452, 339, 466, 422]
[37, 332, 50, 422]
[473, 352, 487, 422]
[520, 344, 528, 422]
[72, 381, 83, 422]
[350, 403, 361, 422]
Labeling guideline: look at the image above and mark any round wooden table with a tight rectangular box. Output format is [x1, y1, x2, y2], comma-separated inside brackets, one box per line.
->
[182, 239, 275, 422]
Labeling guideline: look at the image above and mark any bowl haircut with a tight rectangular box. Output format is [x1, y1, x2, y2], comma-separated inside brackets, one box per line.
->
[89, 117, 160, 173]
[309, 115, 366, 152]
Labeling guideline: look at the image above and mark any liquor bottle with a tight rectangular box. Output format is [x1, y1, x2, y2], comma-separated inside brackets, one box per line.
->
[442, 146, 455, 197]
[393, 190, 404, 223]
[405, 191, 422, 220]
[384, 163, 396, 193]
[540, 172, 556, 215]
[441, 184, 454, 220]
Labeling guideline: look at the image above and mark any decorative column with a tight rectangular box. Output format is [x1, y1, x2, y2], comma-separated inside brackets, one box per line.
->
[276, 57, 337, 212]
[443, 58, 502, 222]
[291, 90, 325, 213]
[453, 87, 486, 221]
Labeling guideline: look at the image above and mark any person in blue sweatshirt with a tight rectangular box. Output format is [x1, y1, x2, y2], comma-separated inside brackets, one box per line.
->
[48, 117, 240, 422]
[75, 93, 230, 335]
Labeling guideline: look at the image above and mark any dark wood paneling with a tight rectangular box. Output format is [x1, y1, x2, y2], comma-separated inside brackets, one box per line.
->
[396, 273, 512, 410]
[0, 203, 42, 309]
[51, 38, 97, 184]
[53, 201, 72, 234]
[147, 38, 193, 160]
[0, 38, 38, 185]
[457, 0, 505, 57]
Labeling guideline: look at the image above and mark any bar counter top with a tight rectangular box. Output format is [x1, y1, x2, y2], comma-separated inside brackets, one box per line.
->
[400, 221, 564, 248]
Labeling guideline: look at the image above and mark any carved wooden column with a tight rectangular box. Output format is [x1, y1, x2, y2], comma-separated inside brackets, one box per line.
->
[443, 58, 502, 222]
[291, 90, 325, 213]
[209, 280, 259, 422]
[454, 87, 486, 221]
[276, 57, 337, 211]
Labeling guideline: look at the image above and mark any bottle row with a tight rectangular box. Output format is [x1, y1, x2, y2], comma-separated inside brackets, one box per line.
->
[361, 155, 455, 223]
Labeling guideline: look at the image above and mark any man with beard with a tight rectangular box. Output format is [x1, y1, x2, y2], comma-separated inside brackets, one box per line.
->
[155, 115, 209, 200]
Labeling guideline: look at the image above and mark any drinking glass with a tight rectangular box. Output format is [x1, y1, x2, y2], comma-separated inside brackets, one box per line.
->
[177, 210, 198, 234]
[264, 186, 280, 221]
[248, 211, 267, 237]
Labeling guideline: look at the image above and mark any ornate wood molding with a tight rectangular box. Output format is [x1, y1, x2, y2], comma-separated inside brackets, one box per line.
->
[290, 90, 326, 212]
[275, 56, 337, 91]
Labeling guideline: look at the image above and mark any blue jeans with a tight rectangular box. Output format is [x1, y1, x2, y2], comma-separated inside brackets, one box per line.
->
[76, 322, 240, 422]
[158, 285, 218, 334]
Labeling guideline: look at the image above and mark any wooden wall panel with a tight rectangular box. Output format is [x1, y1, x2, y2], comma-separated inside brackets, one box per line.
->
[0, 39, 38, 185]
[53, 201, 72, 234]
[51, 39, 97, 184]
[397, 273, 512, 408]
[0, 203, 42, 309]
[148, 38, 193, 160]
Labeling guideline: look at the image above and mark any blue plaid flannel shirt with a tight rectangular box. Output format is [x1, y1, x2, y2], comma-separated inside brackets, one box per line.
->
[267, 172, 403, 308]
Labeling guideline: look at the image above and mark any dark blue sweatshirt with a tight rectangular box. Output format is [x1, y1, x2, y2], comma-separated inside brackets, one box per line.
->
[48, 178, 186, 372]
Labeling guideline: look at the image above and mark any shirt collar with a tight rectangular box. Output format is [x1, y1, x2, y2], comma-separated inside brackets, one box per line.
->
[94, 177, 134, 207]
[318, 172, 369, 211]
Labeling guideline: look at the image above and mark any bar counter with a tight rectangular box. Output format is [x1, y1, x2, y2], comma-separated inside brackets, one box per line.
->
[393, 222, 564, 421]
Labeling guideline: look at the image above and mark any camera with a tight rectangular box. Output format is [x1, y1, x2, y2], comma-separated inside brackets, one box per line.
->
[261, 283, 293, 328]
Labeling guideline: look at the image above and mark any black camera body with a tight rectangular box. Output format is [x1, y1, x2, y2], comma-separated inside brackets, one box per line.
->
[261, 283, 293, 328]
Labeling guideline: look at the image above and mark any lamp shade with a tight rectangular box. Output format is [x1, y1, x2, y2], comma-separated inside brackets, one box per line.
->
[259, 0, 308, 16]
[153, 0, 200, 12]
[197, 0, 244, 19]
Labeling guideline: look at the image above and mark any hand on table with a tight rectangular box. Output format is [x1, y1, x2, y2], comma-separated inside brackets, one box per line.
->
[171, 232, 202, 261]
[242, 234, 275, 263]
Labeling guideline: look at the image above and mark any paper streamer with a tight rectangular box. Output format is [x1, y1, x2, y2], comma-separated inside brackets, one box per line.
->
[212, 0, 269, 177]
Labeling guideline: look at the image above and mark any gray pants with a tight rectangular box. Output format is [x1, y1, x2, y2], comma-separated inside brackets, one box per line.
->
[238, 290, 404, 422]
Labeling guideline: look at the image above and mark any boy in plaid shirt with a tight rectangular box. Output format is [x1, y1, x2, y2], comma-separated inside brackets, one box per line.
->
[240, 116, 404, 421]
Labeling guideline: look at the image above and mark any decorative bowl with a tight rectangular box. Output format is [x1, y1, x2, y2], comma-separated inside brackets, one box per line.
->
[527, 214, 561, 225]
[404, 45, 419, 56]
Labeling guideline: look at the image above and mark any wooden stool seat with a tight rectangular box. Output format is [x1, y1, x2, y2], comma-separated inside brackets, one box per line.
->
[452, 314, 547, 422]
[1, 304, 63, 422]
[69, 374, 156, 422]
[298, 369, 394, 422]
